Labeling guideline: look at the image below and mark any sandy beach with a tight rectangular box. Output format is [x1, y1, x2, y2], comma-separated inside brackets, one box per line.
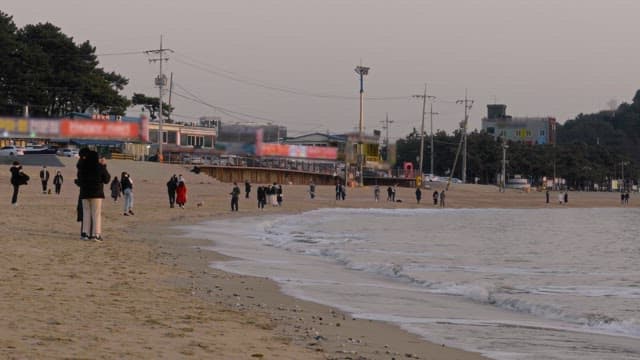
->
[0, 157, 630, 359]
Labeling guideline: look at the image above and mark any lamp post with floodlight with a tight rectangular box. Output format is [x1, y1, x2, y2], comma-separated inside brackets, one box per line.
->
[355, 65, 370, 187]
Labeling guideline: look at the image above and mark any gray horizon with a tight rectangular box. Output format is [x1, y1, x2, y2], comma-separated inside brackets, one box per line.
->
[4, 0, 639, 140]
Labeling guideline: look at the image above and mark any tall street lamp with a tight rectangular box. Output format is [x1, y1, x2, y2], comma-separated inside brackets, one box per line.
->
[355, 65, 370, 187]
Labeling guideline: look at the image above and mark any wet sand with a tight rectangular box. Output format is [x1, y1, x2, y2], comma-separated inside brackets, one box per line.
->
[0, 157, 628, 359]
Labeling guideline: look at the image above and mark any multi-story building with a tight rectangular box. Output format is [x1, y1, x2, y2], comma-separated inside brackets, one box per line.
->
[147, 117, 218, 161]
[481, 104, 556, 145]
[284, 131, 382, 166]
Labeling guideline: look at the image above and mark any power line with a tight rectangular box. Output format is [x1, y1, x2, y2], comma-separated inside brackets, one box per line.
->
[171, 90, 279, 123]
[172, 52, 411, 101]
[96, 50, 146, 57]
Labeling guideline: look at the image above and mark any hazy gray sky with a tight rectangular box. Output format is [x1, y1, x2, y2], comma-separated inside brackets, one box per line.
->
[4, 0, 640, 140]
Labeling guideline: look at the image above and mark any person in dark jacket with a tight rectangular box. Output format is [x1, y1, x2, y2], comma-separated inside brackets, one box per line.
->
[10, 161, 27, 206]
[110, 176, 121, 202]
[230, 182, 241, 211]
[53, 170, 64, 195]
[121, 172, 134, 215]
[245, 180, 251, 199]
[257, 186, 266, 209]
[77, 149, 110, 241]
[167, 174, 178, 208]
[415, 187, 422, 204]
[39, 165, 50, 194]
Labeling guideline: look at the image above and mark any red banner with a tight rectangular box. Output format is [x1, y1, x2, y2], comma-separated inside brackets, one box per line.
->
[258, 143, 337, 160]
[60, 119, 140, 139]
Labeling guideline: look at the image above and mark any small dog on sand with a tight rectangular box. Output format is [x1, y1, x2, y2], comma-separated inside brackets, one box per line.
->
[196, 201, 204, 208]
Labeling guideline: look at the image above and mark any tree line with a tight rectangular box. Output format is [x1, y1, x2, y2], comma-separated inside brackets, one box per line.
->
[0, 11, 169, 119]
[395, 90, 640, 190]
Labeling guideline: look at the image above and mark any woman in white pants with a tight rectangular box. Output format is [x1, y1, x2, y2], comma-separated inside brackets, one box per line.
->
[77, 150, 111, 241]
[121, 172, 134, 216]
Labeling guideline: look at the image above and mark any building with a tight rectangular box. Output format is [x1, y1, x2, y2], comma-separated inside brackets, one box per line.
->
[147, 117, 218, 162]
[284, 131, 382, 165]
[214, 123, 287, 156]
[482, 104, 556, 145]
[283, 133, 347, 160]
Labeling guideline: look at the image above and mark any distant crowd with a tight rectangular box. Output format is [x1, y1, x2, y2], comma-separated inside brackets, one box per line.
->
[8, 157, 634, 242]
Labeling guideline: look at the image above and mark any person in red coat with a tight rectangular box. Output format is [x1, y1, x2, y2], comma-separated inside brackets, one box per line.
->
[176, 180, 187, 208]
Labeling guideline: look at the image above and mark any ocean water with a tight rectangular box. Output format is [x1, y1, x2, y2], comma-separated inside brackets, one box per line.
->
[178, 208, 640, 360]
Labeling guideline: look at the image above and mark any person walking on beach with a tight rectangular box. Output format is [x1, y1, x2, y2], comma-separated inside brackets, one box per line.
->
[166, 174, 178, 208]
[340, 183, 346, 200]
[39, 165, 50, 194]
[309, 181, 316, 199]
[558, 192, 564, 205]
[245, 180, 251, 199]
[110, 176, 121, 202]
[415, 187, 422, 204]
[387, 186, 393, 201]
[270, 183, 279, 206]
[374, 185, 380, 202]
[53, 170, 64, 195]
[564, 191, 568, 205]
[257, 186, 266, 209]
[545, 190, 550, 204]
[121, 172, 134, 216]
[439, 190, 446, 208]
[432, 190, 439, 206]
[10, 160, 28, 206]
[276, 183, 283, 206]
[335, 181, 342, 201]
[230, 182, 240, 211]
[176, 180, 187, 208]
[77, 150, 110, 241]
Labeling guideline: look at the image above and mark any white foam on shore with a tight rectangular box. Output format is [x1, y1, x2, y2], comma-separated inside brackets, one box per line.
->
[176, 207, 640, 360]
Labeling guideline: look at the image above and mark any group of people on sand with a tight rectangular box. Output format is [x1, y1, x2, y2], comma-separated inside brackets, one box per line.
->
[166, 174, 187, 208]
[255, 182, 283, 209]
[545, 189, 569, 205]
[108, 171, 135, 215]
[620, 192, 631, 205]
[10, 163, 65, 205]
[371, 183, 446, 207]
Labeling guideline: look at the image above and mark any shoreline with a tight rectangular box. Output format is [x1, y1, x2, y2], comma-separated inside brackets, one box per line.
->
[1, 158, 632, 359]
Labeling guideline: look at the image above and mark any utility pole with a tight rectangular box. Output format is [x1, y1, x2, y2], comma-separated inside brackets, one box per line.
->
[428, 100, 439, 177]
[501, 142, 508, 192]
[412, 84, 435, 179]
[456, 90, 474, 183]
[355, 64, 370, 187]
[380, 113, 394, 161]
[145, 36, 173, 162]
[167, 72, 174, 123]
